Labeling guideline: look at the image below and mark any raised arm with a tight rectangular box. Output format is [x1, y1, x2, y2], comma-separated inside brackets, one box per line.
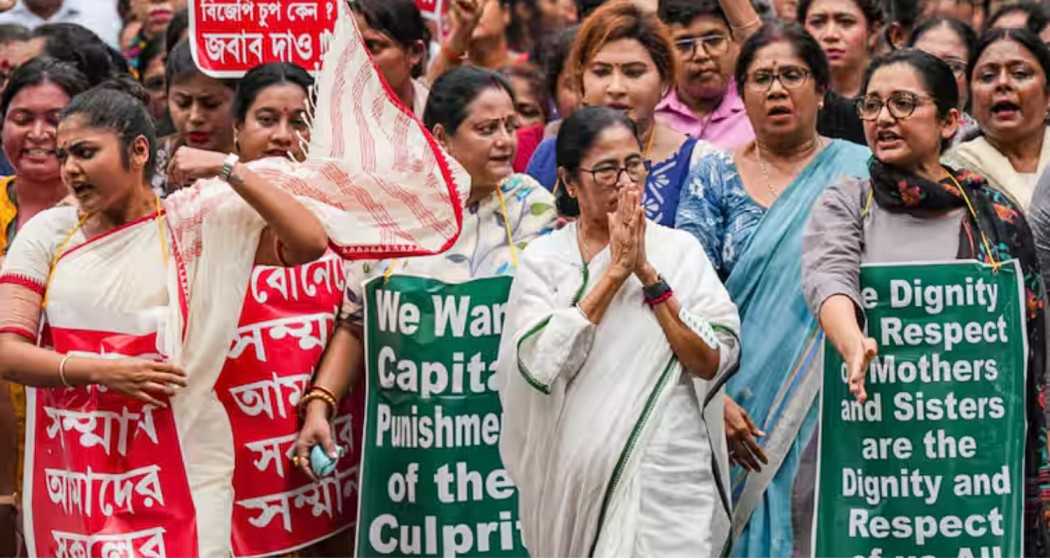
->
[168, 147, 328, 266]
[425, 0, 483, 84]
[719, 0, 764, 42]
[802, 181, 876, 402]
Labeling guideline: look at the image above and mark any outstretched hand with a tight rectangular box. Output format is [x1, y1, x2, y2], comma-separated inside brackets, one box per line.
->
[846, 335, 877, 403]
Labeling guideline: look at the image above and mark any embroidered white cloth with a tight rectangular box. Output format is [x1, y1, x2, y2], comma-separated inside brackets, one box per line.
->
[495, 221, 740, 556]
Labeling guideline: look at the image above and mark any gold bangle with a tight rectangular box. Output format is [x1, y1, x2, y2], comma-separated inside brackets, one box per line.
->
[299, 391, 336, 419]
[310, 384, 338, 403]
[58, 354, 74, 388]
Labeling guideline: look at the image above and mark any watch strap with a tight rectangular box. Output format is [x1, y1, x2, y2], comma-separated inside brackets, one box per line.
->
[642, 275, 671, 301]
[219, 153, 240, 182]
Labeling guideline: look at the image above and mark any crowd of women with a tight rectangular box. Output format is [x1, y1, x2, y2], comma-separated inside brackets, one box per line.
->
[0, 0, 1049, 556]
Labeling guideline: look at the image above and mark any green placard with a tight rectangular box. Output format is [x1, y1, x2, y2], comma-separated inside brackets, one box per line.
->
[814, 260, 1027, 558]
[355, 274, 528, 557]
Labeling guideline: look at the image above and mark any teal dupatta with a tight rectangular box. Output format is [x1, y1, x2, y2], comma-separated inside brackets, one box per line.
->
[725, 139, 870, 557]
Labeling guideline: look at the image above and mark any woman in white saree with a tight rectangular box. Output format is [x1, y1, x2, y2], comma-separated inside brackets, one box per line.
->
[496, 106, 742, 557]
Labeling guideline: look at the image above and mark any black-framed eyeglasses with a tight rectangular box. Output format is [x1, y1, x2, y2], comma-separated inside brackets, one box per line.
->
[674, 34, 730, 58]
[855, 91, 935, 121]
[747, 66, 811, 92]
[579, 158, 648, 187]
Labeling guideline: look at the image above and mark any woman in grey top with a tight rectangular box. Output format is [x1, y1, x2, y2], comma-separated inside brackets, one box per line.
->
[802, 48, 1050, 556]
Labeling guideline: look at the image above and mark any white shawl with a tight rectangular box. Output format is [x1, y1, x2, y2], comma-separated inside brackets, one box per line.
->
[943, 127, 1050, 210]
[495, 222, 740, 557]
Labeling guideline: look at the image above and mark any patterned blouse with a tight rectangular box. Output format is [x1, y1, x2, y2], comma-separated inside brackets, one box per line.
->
[674, 150, 766, 280]
[341, 173, 557, 325]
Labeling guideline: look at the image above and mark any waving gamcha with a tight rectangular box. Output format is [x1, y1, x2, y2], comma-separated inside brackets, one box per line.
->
[496, 106, 740, 557]
[0, 11, 466, 557]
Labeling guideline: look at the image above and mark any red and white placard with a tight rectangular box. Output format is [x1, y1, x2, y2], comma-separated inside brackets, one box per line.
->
[215, 256, 363, 556]
[189, 0, 342, 78]
[24, 319, 198, 558]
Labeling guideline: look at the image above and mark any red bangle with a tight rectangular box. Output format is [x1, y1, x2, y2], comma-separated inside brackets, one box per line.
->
[645, 289, 674, 307]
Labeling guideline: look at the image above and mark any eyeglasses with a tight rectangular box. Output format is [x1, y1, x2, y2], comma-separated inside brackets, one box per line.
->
[943, 58, 967, 79]
[674, 34, 730, 58]
[580, 158, 648, 187]
[855, 91, 935, 121]
[747, 66, 811, 92]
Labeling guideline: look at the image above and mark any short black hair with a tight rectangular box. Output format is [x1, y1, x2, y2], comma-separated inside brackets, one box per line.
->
[970, 27, 1050, 90]
[555, 106, 638, 216]
[986, 1, 1047, 31]
[423, 66, 516, 135]
[165, 8, 189, 54]
[908, 17, 979, 66]
[232, 62, 314, 123]
[32, 23, 128, 86]
[657, 0, 728, 29]
[349, 0, 431, 78]
[1, 57, 90, 119]
[61, 77, 158, 180]
[735, 21, 830, 93]
[0, 23, 29, 44]
[165, 39, 237, 90]
[797, 0, 883, 27]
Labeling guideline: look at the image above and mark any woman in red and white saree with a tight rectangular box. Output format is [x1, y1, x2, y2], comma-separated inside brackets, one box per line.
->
[0, 13, 466, 558]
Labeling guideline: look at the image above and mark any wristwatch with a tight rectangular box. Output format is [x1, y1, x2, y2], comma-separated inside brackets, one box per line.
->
[642, 275, 671, 301]
[219, 153, 240, 183]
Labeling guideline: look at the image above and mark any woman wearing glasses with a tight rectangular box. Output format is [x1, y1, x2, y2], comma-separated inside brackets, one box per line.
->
[908, 17, 979, 146]
[943, 28, 1050, 210]
[498, 106, 741, 556]
[525, 0, 719, 226]
[675, 22, 870, 557]
[804, 48, 1050, 557]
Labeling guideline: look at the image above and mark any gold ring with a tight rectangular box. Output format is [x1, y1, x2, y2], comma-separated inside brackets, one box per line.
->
[291, 456, 302, 466]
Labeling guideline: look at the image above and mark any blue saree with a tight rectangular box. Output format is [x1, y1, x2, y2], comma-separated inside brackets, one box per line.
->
[677, 139, 870, 556]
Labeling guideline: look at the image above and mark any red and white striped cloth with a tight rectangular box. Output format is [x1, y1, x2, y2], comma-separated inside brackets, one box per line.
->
[156, 12, 469, 555]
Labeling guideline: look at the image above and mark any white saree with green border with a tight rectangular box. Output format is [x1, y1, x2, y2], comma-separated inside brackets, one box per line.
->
[496, 221, 741, 557]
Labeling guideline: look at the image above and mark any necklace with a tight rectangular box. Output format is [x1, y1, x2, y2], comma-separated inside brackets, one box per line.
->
[755, 136, 825, 198]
